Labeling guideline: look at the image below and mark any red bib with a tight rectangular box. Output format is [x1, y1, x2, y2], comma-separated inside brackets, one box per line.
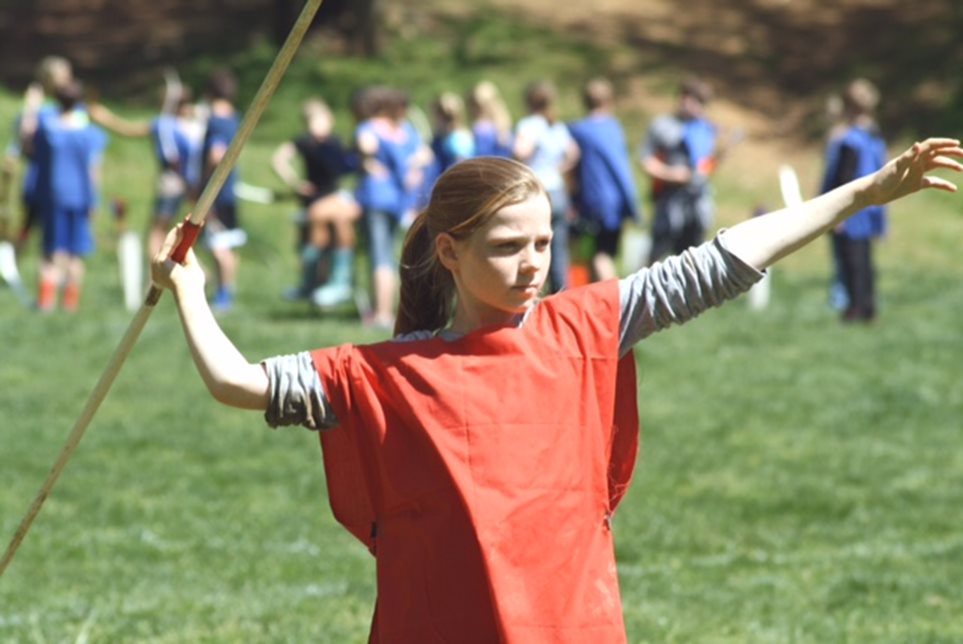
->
[312, 280, 640, 643]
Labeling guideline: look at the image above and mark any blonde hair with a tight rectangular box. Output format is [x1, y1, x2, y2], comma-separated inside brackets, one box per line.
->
[467, 81, 512, 137]
[396, 157, 545, 335]
[301, 98, 331, 122]
[432, 92, 467, 132]
[35, 56, 72, 95]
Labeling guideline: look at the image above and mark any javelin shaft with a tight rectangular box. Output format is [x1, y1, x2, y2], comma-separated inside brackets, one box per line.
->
[0, 303, 154, 575]
[0, 0, 324, 578]
[187, 2, 320, 229]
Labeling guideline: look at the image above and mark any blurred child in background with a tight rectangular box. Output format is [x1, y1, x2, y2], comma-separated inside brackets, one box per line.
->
[33, 79, 108, 312]
[821, 92, 850, 311]
[87, 71, 205, 262]
[820, 78, 887, 323]
[429, 91, 475, 175]
[514, 79, 580, 293]
[200, 68, 244, 312]
[13, 56, 74, 252]
[391, 88, 433, 225]
[467, 80, 513, 158]
[271, 98, 360, 307]
[419, 91, 475, 205]
[639, 75, 718, 264]
[353, 86, 409, 330]
[567, 77, 640, 282]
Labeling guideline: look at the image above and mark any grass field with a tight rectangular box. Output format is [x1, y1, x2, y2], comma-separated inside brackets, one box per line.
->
[2, 11, 963, 643]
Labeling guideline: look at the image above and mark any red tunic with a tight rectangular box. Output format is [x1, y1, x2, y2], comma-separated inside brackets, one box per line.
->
[311, 280, 640, 642]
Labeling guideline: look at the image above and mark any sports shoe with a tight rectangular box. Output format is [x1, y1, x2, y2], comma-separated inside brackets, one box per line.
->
[212, 288, 234, 312]
[312, 282, 353, 308]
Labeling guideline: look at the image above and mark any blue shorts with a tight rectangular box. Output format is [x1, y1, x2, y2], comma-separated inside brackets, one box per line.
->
[153, 169, 187, 221]
[211, 202, 239, 231]
[42, 207, 94, 256]
[364, 209, 399, 270]
[153, 194, 184, 220]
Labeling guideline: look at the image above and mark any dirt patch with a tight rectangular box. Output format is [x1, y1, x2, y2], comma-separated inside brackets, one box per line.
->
[402, 0, 960, 215]
[414, 0, 960, 143]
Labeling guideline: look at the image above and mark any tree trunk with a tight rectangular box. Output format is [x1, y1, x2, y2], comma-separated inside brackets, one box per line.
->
[352, 0, 381, 57]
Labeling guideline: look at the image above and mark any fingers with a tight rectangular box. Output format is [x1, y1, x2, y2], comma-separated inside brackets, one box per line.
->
[156, 224, 183, 261]
[902, 139, 960, 162]
[919, 137, 961, 149]
[928, 156, 963, 173]
[921, 176, 958, 193]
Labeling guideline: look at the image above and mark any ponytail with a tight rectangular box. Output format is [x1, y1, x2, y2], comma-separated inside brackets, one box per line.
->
[395, 211, 454, 336]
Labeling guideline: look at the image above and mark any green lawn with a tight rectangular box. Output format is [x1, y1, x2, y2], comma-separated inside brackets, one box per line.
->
[3, 12, 963, 643]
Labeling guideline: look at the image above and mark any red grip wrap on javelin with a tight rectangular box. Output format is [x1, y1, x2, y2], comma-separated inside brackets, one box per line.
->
[169, 220, 203, 265]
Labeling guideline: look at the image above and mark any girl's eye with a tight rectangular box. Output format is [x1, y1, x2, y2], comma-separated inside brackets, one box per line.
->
[535, 239, 550, 251]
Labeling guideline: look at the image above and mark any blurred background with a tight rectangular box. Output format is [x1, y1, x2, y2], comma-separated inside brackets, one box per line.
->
[1, 0, 961, 134]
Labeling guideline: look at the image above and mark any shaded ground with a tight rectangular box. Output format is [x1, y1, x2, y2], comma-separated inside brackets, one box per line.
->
[390, 0, 961, 205]
[424, 0, 959, 136]
[397, 1, 957, 152]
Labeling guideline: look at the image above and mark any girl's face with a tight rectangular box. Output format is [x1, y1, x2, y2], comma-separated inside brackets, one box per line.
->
[438, 193, 552, 332]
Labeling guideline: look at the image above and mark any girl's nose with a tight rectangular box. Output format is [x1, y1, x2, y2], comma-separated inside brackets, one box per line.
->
[520, 244, 543, 273]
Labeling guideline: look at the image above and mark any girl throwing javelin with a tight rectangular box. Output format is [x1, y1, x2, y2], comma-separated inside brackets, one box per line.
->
[152, 138, 962, 643]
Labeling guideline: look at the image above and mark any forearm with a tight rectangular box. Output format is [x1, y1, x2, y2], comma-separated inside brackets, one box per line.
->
[618, 234, 763, 352]
[88, 104, 150, 138]
[18, 117, 38, 158]
[271, 144, 299, 187]
[173, 282, 269, 410]
[559, 143, 580, 175]
[724, 174, 872, 270]
[642, 156, 688, 185]
[513, 134, 535, 161]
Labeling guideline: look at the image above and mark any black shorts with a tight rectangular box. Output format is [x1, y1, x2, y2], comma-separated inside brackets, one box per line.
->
[595, 227, 622, 257]
[212, 202, 239, 230]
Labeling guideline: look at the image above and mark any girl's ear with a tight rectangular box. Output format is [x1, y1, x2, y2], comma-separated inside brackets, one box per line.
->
[435, 232, 459, 273]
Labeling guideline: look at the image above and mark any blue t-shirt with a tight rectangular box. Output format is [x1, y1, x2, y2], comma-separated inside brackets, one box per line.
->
[568, 114, 640, 231]
[431, 129, 474, 175]
[397, 120, 428, 214]
[472, 121, 513, 158]
[419, 128, 475, 208]
[151, 114, 193, 176]
[34, 109, 106, 212]
[821, 125, 887, 239]
[202, 112, 240, 207]
[682, 118, 717, 170]
[354, 120, 407, 218]
[18, 103, 62, 207]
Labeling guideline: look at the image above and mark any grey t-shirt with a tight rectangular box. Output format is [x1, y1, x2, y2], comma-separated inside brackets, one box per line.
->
[263, 232, 762, 430]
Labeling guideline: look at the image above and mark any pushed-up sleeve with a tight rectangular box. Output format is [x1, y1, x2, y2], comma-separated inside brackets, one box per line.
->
[262, 351, 339, 430]
[618, 231, 763, 354]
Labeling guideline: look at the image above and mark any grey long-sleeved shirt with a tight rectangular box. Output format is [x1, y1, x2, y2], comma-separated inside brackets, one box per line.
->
[263, 232, 763, 430]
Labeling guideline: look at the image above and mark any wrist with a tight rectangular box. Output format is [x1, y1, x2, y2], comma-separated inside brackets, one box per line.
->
[850, 174, 876, 210]
[172, 273, 206, 302]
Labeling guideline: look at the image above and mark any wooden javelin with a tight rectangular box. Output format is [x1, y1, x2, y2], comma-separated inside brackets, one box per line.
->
[0, 0, 325, 577]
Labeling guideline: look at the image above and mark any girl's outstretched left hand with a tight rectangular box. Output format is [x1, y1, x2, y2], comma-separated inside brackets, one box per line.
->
[864, 138, 963, 207]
